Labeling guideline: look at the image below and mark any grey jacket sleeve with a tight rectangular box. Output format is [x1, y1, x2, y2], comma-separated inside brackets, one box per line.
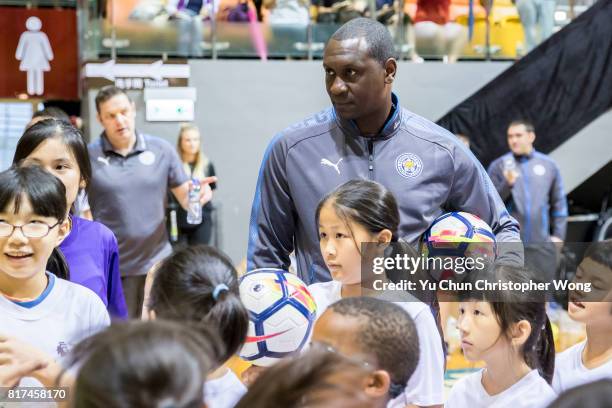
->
[487, 158, 512, 202]
[247, 134, 295, 271]
[549, 163, 568, 240]
[448, 147, 523, 264]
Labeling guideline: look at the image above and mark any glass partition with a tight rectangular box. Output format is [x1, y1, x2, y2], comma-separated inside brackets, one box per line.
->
[73, 0, 595, 61]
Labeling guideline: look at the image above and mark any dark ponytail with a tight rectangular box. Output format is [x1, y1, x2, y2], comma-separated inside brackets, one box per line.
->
[148, 245, 249, 364]
[205, 282, 250, 363]
[491, 301, 555, 383]
[462, 264, 555, 383]
[535, 316, 555, 384]
[47, 248, 70, 280]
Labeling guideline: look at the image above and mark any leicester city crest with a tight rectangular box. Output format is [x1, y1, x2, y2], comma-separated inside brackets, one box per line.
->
[396, 153, 423, 179]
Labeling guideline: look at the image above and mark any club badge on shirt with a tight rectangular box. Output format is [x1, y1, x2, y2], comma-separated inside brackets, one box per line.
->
[533, 164, 546, 176]
[396, 153, 423, 179]
[139, 150, 156, 166]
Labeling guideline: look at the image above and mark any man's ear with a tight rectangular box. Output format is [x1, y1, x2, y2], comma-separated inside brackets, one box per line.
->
[384, 58, 397, 84]
[364, 370, 391, 398]
[528, 131, 536, 144]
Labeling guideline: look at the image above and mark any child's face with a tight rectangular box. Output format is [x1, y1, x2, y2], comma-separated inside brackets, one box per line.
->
[318, 203, 378, 285]
[457, 301, 503, 361]
[313, 309, 365, 357]
[312, 309, 389, 406]
[568, 257, 612, 326]
[21, 137, 84, 209]
[0, 196, 68, 283]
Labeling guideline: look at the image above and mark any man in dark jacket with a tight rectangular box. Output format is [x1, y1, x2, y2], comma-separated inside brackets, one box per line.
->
[489, 119, 567, 279]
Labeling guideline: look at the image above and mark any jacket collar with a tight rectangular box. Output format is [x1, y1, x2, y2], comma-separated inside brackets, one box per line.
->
[334, 93, 402, 140]
[513, 148, 535, 161]
[100, 131, 147, 155]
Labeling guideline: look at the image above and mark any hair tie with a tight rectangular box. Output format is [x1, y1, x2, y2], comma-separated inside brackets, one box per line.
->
[388, 381, 405, 399]
[212, 283, 229, 301]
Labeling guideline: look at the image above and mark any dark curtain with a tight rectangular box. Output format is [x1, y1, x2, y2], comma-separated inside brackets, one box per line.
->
[437, 0, 612, 169]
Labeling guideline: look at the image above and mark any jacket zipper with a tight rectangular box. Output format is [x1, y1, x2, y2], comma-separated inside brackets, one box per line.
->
[367, 139, 374, 179]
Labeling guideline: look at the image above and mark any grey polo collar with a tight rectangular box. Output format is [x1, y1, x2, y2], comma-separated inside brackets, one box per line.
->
[100, 131, 147, 156]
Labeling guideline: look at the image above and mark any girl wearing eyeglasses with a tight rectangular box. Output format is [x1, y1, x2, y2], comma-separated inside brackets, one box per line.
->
[0, 165, 109, 391]
[13, 118, 127, 319]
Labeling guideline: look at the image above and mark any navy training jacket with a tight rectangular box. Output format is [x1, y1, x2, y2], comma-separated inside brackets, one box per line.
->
[488, 151, 568, 243]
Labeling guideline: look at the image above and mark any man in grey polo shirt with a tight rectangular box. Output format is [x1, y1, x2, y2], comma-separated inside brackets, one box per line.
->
[88, 86, 215, 317]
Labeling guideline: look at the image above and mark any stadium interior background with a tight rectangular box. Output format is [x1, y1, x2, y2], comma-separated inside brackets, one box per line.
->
[0, 0, 610, 391]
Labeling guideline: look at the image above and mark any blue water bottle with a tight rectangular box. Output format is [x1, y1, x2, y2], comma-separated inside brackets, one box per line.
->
[187, 179, 202, 224]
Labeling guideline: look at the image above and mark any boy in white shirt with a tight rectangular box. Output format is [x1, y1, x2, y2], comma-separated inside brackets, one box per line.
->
[309, 280, 445, 407]
[312, 296, 421, 408]
[553, 240, 612, 393]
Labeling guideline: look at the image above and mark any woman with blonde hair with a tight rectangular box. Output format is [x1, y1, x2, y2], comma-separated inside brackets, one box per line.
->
[174, 123, 217, 245]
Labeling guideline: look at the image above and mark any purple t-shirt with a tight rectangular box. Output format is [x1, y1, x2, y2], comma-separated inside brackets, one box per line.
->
[60, 216, 127, 319]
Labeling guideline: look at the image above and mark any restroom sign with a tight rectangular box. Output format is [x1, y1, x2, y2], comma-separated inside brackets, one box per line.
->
[0, 7, 78, 99]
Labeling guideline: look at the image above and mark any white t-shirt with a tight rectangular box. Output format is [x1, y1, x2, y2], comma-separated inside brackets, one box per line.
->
[308, 280, 445, 407]
[446, 369, 557, 408]
[0, 273, 110, 393]
[204, 368, 247, 408]
[553, 340, 612, 394]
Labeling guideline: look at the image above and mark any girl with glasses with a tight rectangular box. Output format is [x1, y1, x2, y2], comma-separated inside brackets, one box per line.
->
[13, 118, 127, 319]
[0, 166, 109, 391]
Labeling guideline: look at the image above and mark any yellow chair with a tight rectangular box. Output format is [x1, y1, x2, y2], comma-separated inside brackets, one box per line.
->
[455, 3, 525, 59]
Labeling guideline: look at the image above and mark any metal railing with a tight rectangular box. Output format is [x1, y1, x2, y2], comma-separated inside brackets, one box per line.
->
[8, 0, 590, 62]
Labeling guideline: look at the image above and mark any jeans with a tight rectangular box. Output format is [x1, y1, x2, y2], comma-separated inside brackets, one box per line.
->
[176, 9, 204, 57]
[516, 0, 557, 52]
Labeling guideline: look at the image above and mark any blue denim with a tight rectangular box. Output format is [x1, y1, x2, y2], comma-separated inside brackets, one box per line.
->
[516, 0, 557, 52]
[176, 8, 203, 57]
